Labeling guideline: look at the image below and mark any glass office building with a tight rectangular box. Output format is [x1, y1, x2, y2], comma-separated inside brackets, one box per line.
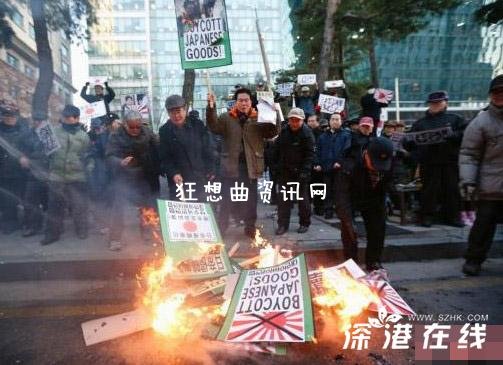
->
[347, 0, 502, 102]
[88, 0, 295, 128]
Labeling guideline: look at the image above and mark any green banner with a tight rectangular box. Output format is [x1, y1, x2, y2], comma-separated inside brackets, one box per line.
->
[218, 254, 315, 343]
[174, 0, 232, 69]
[157, 199, 232, 280]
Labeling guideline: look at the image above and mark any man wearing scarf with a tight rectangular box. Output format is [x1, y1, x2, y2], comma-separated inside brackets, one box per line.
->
[207, 88, 280, 239]
[41, 105, 93, 245]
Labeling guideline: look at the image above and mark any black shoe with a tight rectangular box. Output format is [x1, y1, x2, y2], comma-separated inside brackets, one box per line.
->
[366, 262, 384, 272]
[445, 219, 465, 228]
[420, 217, 433, 227]
[244, 227, 256, 240]
[324, 212, 334, 220]
[462, 261, 481, 276]
[297, 225, 309, 234]
[40, 236, 59, 246]
[22, 228, 38, 237]
[275, 226, 288, 235]
[77, 232, 88, 240]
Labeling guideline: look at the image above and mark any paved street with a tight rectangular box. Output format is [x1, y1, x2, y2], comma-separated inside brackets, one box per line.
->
[0, 258, 502, 364]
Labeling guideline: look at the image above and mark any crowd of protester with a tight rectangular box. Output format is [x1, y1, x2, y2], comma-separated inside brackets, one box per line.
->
[1, 74, 502, 275]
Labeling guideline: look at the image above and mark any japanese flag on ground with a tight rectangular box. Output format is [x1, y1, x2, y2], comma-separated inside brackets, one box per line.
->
[157, 200, 233, 280]
[374, 88, 394, 104]
[359, 278, 416, 316]
[218, 254, 314, 343]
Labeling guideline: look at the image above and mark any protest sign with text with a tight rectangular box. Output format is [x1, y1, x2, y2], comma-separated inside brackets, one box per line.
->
[317, 94, 345, 114]
[297, 74, 316, 85]
[218, 254, 314, 343]
[174, 0, 232, 69]
[88, 76, 108, 85]
[35, 121, 61, 156]
[120, 93, 150, 119]
[79, 101, 107, 120]
[324, 80, 345, 89]
[403, 126, 453, 145]
[277, 82, 295, 97]
[157, 200, 232, 280]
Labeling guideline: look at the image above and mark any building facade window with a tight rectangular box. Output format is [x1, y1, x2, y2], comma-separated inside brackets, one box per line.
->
[25, 65, 35, 78]
[29, 24, 35, 39]
[11, 9, 24, 28]
[7, 53, 19, 69]
[62, 62, 69, 75]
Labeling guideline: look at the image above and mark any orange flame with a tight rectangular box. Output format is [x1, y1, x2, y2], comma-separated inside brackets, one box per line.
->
[313, 269, 380, 332]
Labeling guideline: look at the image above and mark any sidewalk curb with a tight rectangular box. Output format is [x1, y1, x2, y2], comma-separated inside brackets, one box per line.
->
[1, 240, 501, 282]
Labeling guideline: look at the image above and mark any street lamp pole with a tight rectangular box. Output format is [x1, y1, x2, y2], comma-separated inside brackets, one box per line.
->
[395, 77, 400, 121]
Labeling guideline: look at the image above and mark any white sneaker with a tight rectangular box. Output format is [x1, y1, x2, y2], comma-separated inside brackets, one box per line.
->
[109, 240, 122, 251]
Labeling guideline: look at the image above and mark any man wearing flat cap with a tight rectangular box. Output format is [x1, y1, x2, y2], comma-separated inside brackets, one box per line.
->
[159, 94, 215, 201]
[273, 107, 315, 235]
[407, 90, 467, 228]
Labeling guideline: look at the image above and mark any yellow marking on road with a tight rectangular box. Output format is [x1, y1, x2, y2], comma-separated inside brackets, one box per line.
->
[398, 276, 503, 294]
[0, 303, 135, 319]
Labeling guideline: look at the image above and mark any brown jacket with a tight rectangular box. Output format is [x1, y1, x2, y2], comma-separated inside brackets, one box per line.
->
[206, 106, 280, 179]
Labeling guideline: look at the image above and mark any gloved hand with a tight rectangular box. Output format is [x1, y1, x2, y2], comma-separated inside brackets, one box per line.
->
[85, 82, 90, 86]
[104, 81, 109, 87]
[460, 183, 476, 201]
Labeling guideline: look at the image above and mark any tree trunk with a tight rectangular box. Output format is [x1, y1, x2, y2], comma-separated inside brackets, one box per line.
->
[317, 0, 340, 87]
[182, 69, 195, 108]
[367, 34, 379, 87]
[30, 0, 53, 120]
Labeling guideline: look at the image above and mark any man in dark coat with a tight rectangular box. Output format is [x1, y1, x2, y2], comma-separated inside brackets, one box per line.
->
[106, 110, 159, 251]
[307, 114, 324, 215]
[273, 108, 315, 235]
[0, 102, 29, 234]
[314, 113, 352, 219]
[159, 95, 215, 201]
[347, 137, 394, 271]
[80, 81, 116, 117]
[459, 75, 503, 276]
[407, 91, 467, 227]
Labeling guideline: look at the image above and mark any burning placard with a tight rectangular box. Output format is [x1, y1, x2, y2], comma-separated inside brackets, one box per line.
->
[360, 279, 416, 316]
[157, 199, 233, 280]
[217, 254, 314, 343]
[175, 0, 232, 69]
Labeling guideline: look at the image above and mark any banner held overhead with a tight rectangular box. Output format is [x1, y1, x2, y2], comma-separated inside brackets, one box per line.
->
[175, 0, 232, 69]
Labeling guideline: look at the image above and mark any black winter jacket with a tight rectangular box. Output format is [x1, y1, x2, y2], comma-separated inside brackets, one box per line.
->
[407, 110, 467, 165]
[273, 124, 315, 179]
[158, 118, 215, 182]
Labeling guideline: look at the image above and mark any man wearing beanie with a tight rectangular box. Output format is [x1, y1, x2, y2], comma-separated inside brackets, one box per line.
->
[41, 105, 93, 245]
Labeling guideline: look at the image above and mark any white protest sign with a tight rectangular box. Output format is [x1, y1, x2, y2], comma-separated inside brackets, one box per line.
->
[317, 94, 345, 114]
[256, 91, 274, 104]
[81, 308, 150, 346]
[257, 99, 277, 125]
[88, 76, 108, 85]
[35, 121, 61, 156]
[374, 88, 394, 103]
[277, 82, 295, 97]
[79, 101, 107, 120]
[297, 74, 316, 85]
[324, 80, 345, 89]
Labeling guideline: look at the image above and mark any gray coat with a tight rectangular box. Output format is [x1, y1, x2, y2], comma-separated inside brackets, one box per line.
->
[459, 104, 503, 200]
